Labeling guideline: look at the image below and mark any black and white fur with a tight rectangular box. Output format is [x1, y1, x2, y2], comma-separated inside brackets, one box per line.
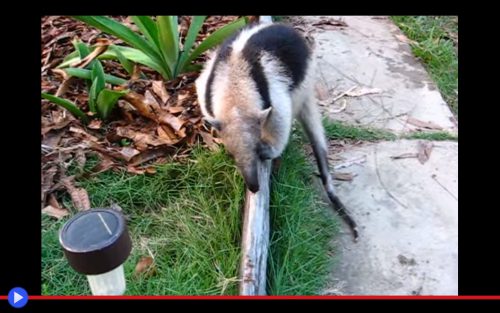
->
[196, 22, 358, 240]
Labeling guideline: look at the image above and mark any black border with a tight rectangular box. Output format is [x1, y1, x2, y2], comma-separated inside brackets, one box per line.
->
[2, 6, 499, 307]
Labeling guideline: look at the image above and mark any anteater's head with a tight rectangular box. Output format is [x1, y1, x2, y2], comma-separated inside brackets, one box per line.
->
[196, 80, 272, 193]
[195, 44, 274, 193]
[213, 106, 272, 193]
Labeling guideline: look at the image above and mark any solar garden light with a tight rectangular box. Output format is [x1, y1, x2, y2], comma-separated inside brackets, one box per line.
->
[59, 208, 132, 295]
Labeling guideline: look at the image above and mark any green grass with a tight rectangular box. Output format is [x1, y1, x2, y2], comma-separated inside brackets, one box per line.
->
[402, 131, 457, 141]
[42, 135, 338, 295]
[323, 118, 396, 141]
[323, 118, 457, 142]
[391, 16, 458, 116]
[43, 148, 245, 295]
[268, 132, 338, 294]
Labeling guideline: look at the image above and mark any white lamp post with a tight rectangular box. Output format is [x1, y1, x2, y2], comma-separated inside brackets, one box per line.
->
[59, 208, 132, 295]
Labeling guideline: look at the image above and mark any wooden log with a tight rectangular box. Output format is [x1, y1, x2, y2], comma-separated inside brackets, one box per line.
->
[239, 159, 272, 295]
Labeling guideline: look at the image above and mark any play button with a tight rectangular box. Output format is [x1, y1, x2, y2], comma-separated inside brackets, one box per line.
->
[8, 287, 28, 308]
[14, 292, 23, 303]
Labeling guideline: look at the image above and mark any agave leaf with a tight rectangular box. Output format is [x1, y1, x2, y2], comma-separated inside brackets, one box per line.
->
[41, 93, 88, 122]
[88, 62, 105, 113]
[72, 16, 163, 66]
[130, 16, 160, 50]
[109, 45, 134, 75]
[176, 16, 206, 75]
[186, 17, 247, 65]
[96, 89, 129, 119]
[63, 68, 127, 85]
[156, 16, 179, 75]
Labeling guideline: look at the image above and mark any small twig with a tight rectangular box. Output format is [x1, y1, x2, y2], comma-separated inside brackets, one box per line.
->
[390, 153, 418, 160]
[332, 85, 357, 102]
[334, 155, 367, 170]
[330, 99, 347, 113]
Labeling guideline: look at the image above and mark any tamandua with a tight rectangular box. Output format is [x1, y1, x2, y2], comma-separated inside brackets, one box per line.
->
[195, 21, 359, 240]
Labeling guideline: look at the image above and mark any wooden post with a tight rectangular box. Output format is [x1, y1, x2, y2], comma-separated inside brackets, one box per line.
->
[239, 159, 272, 295]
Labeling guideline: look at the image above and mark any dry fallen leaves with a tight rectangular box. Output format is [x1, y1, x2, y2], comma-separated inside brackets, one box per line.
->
[152, 80, 170, 104]
[126, 166, 146, 175]
[62, 177, 91, 211]
[42, 166, 58, 207]
[162, 114, 185, 132]
[41, 16, 234, 211]
[86, 156, 115, 176]
[117, 126, 175, 149]
[157, 125, 177, 143]
[74, 148, 87, 172]
[390, 141, 433, 164]
[122, 91, 163, 123]
[122, 91, 186, 132]
[407, 117, 443, 130]
[417, 141, 433, 165]
[70, 38, 111, 69]
[42, 109, 76, 135]
[53, 72, 75, 97]
[69, 127, 100, 142]
[42, 130, 65, 149]
[199, 131, 221, 151]
[168, 106, 185, 114]
[88, 142, 132, 162]
[334, 172, 355, 181]
[88, 119, 102, 130]
[42, 205, 70, 220]
[129, 146, 172, 167]
[119, 146, 141, 162]
[134, 256, 155, 277]
[42, 194, 70, 219]
[312, 18, 348, 29]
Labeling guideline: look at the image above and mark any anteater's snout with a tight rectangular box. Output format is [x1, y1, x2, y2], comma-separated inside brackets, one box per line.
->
[246, 179, 260, 193]
[241, 163, 260, 193]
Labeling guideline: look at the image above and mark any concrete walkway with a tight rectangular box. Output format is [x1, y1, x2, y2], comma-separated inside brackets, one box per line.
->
[289, 16, 458, 295]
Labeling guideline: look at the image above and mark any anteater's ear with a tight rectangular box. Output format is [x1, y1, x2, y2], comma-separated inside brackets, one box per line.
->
[259, 107, 272, 125]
